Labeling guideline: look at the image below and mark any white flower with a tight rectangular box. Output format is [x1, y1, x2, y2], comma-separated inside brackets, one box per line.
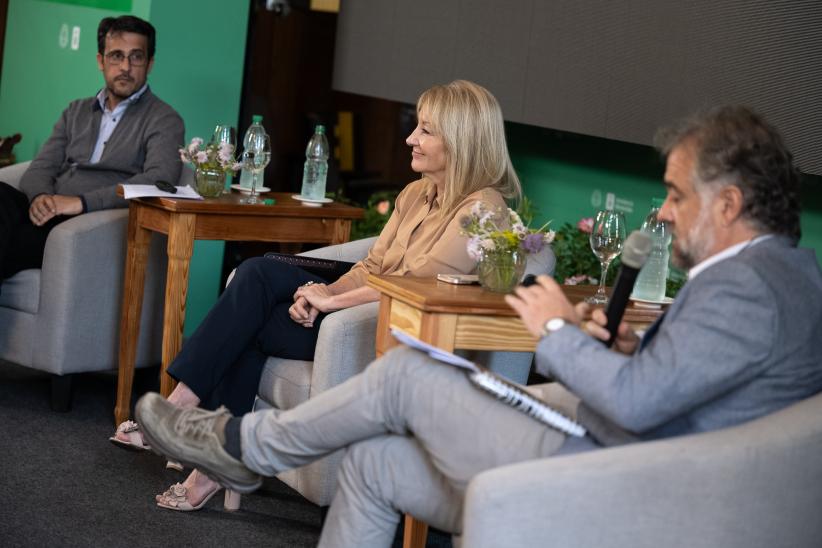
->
[543, 230, 556, 244]
[470, 201, 485, 218]
[195, 150, 209, 164]
[480, 239, 496, 251]
[466, 236, 483, 261]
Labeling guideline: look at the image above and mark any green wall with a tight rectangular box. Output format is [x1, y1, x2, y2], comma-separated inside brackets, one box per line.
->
[508, 122, 822, 268]
[0, 0, 248, 336]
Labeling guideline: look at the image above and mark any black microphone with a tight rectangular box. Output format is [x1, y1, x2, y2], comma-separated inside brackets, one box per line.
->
[603, 230, 653, 347]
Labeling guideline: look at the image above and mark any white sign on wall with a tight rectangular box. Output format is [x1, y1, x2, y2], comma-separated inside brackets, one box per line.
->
[58, 23, 69, 49]
[71, 26, 81, 50]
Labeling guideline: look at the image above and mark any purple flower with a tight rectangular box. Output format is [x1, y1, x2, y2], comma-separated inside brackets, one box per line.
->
[522, 232, 545, 254]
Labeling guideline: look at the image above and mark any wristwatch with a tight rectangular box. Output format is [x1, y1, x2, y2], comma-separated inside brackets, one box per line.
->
[541, 317, 566, 337]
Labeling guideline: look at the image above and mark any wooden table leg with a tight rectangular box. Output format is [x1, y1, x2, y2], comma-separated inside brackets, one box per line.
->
[115, 205, 152, 426]
[399, 311, 457, 548]
[331, 218, 352, 245]
[403, 515, 429, 548]
[159, 213, 195, 397]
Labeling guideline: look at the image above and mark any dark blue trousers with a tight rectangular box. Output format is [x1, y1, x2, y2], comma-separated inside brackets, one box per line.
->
[167, 257, 327, 415]
[0, 181, 67, 280]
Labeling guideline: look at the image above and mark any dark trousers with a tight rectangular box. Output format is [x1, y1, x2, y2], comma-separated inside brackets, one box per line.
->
[0, 181, 67, 280]
[167, 257, 328, 415]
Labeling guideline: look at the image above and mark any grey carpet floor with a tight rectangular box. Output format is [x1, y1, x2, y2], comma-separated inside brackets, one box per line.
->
[0, 360, 451, 547]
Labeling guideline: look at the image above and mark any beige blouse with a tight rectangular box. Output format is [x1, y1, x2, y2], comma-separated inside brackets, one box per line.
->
[337, 178, 508, 289]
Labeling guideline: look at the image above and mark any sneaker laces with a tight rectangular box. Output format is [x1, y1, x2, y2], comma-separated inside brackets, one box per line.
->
[172, 406, 230, 440]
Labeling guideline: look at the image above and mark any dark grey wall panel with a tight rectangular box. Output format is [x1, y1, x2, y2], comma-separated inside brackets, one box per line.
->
[333, 0, 822, 175]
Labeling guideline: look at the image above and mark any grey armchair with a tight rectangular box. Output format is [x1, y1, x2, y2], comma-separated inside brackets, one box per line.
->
[0, 161, 171, 410]
[253, 238, 556, 506]
[461, 390, 822, 548]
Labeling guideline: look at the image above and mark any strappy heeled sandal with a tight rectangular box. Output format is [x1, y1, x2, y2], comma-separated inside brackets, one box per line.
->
[156, 482, 241, 512]
[109, 420, 150, 451]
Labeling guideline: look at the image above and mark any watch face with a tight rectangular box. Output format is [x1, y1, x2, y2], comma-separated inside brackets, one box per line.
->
[545, 318, 565, 333]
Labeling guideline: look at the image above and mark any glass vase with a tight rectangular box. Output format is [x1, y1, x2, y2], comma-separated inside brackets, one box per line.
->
[194, 167, 225, 198]
[477, 249, 527, 293]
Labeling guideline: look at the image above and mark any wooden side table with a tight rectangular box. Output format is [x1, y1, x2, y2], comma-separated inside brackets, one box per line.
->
[114, 190, 362, 426]
[367, 275, 667, 548]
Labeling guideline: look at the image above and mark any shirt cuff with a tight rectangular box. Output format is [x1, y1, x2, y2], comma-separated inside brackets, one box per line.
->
[79, 195, 88, 213]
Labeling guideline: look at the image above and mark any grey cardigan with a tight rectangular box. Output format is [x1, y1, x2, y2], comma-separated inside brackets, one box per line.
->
[20, 87, 184, 212]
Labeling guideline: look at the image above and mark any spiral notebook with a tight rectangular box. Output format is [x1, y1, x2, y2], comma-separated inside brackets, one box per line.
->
[391, 328, 586, 437]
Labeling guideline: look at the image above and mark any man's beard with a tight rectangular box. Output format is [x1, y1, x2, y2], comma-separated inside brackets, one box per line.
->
[671, 205, 715, 270]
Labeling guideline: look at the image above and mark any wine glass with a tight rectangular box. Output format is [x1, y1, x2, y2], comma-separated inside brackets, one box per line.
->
[585, 210, 626, 305]
[210, 125, 236, 195]
[241, 133, 270, 205]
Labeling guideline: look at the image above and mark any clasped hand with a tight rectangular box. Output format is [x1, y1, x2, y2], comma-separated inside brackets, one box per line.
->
[29, 194, 82, 226]
[504, 274, 638, 355]
[289, 283, 335, 328]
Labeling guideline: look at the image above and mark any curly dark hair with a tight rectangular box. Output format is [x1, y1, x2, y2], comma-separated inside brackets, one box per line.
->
[97, 16, 156, 60]
[655, 105, 801, 242]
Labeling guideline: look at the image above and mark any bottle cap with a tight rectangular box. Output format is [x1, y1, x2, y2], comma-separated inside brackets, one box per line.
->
[315, 124, 326, 134]
[252, 115, 263, 123]
[651, 197, 665, 208]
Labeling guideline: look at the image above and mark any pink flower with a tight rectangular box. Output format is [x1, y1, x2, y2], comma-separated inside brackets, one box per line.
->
[195, 151, 209, 164]
[564, 274, 595, 286]
[187, 137, 204, 156]
[218, 142, 234, 163]
[376, 200, 390, 215]
[577, 217, 594, 233]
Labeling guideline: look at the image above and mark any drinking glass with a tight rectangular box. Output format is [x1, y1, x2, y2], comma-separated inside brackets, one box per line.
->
[210, 125, 236, 194]
[585, 209, 626, 305]
[241, 133, 271, 205]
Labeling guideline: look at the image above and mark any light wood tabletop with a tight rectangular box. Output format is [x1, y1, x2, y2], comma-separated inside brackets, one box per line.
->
[113, 188, 363, 426]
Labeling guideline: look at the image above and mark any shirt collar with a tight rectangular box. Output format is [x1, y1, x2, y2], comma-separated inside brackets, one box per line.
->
[424, 180, 439, 206]
[688, 234, 774, 280]
[95, 83, 149, 112]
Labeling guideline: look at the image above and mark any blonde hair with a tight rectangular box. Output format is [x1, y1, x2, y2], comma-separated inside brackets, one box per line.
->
[416, 80, 521, 213]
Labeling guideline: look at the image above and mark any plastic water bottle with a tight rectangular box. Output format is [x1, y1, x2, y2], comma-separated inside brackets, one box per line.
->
[239, 115, 266, 189]
[300, 125, 329, 200]
[631, 198, 671, 302]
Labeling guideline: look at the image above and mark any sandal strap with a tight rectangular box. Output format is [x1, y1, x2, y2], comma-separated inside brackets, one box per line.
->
[116, 420, 140, 434]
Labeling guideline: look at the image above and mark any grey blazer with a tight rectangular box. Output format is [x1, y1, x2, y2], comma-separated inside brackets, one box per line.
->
[538, 235, 822, 441]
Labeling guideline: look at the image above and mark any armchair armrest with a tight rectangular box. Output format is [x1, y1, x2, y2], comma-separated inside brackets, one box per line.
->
[309, 301, 379, 396]
[0, 160, 30, 190]
[300, 236, 378, 263]
[33, 209, 164, 373]
[462, 394, 822, 548]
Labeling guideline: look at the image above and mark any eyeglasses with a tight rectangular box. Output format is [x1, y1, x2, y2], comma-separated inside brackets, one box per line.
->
[104, 50, 147, 66]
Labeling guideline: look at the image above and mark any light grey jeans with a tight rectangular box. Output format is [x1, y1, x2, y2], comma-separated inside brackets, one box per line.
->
[240, 346, 568, 547]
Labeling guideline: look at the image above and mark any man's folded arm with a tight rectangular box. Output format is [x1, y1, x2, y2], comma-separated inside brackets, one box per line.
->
[537, 263, 776, 433]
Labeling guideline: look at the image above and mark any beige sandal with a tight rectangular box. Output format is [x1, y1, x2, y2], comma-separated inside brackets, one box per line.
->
[156, 482, 241, 512]
[109, 420, 150, 451]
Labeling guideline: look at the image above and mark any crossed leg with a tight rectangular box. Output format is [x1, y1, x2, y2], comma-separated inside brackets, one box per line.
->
[239, 345, 568, 542]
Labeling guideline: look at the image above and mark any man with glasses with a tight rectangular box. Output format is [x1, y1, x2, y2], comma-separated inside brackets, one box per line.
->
[0, 15, 183, 283]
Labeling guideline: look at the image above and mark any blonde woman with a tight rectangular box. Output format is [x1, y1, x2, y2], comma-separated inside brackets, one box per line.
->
[111, 80, 522, 511]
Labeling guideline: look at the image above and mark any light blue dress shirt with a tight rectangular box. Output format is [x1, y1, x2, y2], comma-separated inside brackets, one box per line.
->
[89, 84, 148, 164]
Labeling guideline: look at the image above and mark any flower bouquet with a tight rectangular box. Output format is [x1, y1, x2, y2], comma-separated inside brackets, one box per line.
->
[178, 137, 238, 197]
[461, 203, 555, 292]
